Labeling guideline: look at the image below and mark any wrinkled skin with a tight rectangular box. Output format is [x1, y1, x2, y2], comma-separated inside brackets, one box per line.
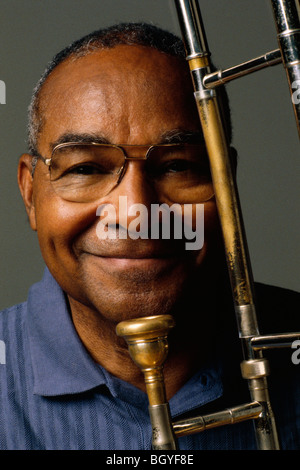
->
[18, 45, 225, 397]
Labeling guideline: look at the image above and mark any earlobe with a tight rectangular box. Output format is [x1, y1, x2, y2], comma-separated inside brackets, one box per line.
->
[18, 154, 37, 231]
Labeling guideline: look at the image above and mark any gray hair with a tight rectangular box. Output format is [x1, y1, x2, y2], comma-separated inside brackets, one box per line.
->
[28, 22, 232, 169]
[28, 23, 186, 158]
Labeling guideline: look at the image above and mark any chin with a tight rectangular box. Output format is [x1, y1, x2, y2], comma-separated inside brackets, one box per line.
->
[85, 281, 182, 324]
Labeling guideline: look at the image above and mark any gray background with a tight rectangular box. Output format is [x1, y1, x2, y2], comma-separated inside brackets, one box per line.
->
[0, 0, 299, 310]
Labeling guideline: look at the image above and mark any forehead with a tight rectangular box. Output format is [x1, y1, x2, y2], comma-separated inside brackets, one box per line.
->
[38, 45, 200, 148]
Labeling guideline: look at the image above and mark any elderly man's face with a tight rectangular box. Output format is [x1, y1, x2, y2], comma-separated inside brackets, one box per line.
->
[19, 45, 222, 323]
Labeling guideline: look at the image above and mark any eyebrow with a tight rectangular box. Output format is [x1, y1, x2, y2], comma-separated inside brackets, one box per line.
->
[50, 133, 111, 152]
[49, 129, 205, 151]
[159, 129, 204, 145]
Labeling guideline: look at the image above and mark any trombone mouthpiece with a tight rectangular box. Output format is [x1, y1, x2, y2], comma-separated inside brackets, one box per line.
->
[116, 314, 175, 341]
[116, 314, 175, 372]
[117, 315, 177, 450]
[116, 315, 175, 405]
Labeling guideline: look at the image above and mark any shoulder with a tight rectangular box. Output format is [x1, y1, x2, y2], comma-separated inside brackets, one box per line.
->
[0, 302, 27, 324]
[0, 302, 27, 353]
[246, 285, 300, 448]
[255, 282, 300, 304]
[254, 282, 300, 333]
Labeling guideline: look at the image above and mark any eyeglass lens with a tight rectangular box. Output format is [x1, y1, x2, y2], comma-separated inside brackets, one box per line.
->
[49, 143, 214, 203]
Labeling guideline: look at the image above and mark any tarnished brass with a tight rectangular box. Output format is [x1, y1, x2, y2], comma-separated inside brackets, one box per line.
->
[188, 56, 209, 71]
[115, 0, 300, 451]
[203, 49, 282, 88]
[116, 315, 177, 449]
[194, 93, 256, 311]
[116, 315, 175, 405]
[240, 359, 270, 380]
[173, 401, 263, 437]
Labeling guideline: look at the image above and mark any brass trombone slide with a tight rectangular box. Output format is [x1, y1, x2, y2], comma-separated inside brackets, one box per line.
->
[117, 0, 300, 450]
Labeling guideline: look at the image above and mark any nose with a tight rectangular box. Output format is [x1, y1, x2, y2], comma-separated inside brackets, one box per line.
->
[106, 160, 159, 231]
[116, 160, 156, 203]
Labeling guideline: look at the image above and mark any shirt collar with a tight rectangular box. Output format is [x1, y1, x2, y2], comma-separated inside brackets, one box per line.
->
[169, 363, 223, 417]
[26, 268, 224, 414]
[27, 268, 107, 396]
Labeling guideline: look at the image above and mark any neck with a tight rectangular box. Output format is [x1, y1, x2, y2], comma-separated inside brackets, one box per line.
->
[68, 287, 219, 400]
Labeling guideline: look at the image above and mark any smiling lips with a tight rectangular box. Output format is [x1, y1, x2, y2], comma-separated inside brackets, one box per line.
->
[99, 256, 177, 270]
[79, 238, 193, 275]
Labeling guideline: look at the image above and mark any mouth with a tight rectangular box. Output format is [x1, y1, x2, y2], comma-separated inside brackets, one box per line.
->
[84, 250, 185, 266]
[99, 255, 179, 270]
[76, 234, 201, 282]
[80, 236, 190, 258]
[80, 243, 192, 280]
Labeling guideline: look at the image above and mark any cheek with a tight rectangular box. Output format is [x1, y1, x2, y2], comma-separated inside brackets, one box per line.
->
[182, 201, 220, 242]
[33, 187, 98, 263]
[202, 201, 224, 268]
[203, 201, 220, 236]
[194, 200, 222, 265]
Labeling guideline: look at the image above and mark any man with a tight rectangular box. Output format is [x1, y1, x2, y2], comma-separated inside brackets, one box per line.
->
[0, 23, 299, 450]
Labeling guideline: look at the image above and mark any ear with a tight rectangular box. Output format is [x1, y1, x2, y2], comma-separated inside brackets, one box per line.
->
[18, 154, 37, 231]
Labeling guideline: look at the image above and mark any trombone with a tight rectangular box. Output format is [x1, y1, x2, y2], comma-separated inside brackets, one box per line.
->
[116, 0, 300, 450]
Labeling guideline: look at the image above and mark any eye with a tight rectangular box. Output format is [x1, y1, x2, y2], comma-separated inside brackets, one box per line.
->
[162, 159, 194, 173]
[65, 163, 106, 176]
[156, 158, 210, 178]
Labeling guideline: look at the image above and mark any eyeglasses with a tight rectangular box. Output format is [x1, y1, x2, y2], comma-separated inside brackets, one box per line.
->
[36, 141, 214, 204]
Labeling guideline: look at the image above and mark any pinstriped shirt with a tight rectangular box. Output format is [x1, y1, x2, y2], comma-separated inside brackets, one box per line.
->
[0, 268, 299, 450]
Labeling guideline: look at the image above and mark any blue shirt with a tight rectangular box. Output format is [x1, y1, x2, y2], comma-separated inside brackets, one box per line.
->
[0, 268, 299, 450]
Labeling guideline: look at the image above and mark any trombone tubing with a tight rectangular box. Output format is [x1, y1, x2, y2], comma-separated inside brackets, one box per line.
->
[174, 0, 280, 450]
[173, 401, 263, 438]
[174, 0, 258, 340]
[270, 0, 300, 135]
